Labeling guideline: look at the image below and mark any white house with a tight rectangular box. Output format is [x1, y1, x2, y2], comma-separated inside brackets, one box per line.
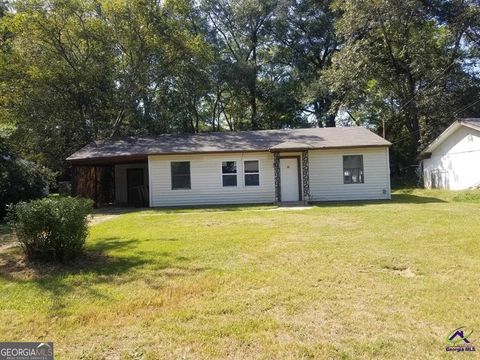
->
[420, 118, 480, 190]
[66, 127, 391, 207]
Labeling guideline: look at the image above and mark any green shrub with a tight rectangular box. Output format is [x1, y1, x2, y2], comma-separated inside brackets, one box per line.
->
[7, 197, 93, 262]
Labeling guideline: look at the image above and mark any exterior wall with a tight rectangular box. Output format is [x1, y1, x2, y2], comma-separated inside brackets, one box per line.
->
[309, 147, 391, 201]
[148, 152, 275, 207]
[423, 126, 480, 190]
[114, 163, 148, 203]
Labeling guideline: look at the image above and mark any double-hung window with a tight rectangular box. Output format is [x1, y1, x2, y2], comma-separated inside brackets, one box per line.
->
[343, 155, 364, 184]
[171, 161, 191, 189]
[244, 160, 259, 186]
[222, 161, 237, 187]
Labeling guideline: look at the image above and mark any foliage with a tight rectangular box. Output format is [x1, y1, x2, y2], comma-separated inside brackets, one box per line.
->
[0, 0, 478, 182]
[327, 0, 480, 180]
[7, 196, 93, 261]
[0, 0, 215, 174]
[271, 0, 340, 127]
[0, 139, 54, 218]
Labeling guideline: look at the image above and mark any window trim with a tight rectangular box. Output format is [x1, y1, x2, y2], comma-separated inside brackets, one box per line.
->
[171, 161, 191, 190]
[221, 160, 238, 187]
[343, 155, 364, 184]
[243, 159, 260, 187]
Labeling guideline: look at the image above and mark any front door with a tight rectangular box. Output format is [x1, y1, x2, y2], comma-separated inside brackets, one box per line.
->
[280, 158, 300, 202]
[127, 168, 144, 205]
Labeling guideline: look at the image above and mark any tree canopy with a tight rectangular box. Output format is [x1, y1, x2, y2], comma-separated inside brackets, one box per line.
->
[0, 0, 479, 181]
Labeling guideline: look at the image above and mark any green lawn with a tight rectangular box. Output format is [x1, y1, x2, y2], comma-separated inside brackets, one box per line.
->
[1, 189, 480, 359]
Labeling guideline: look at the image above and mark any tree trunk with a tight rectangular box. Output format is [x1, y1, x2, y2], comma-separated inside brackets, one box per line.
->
[250, 32, 258, 130]
[313, 103, 323, 127]
[405, 74, 420, 158]
[324, 98, 337, 127]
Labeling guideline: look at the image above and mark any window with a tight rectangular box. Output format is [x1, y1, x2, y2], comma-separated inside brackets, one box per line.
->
[343, 155, 364, 184]
[222, 161, 237, 187]
[244, 160, 259, 186]
[171, 161, 191, 189]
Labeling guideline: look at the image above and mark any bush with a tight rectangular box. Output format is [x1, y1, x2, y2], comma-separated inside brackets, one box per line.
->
[7, 197, 93, 262]
[0, 141, 55, 218]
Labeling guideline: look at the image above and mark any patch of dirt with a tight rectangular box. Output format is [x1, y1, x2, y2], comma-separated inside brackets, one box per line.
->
[0, 226, 20, 252]
[383, 265, 416, 278]
[88, 214, 120, 226]
[0, 240, 20, 252]
[89, 207, 147, 225]
[0, 250, 112, 281]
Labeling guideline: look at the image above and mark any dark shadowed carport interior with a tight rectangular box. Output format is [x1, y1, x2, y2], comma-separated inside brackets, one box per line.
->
[70, 156, 148, 208]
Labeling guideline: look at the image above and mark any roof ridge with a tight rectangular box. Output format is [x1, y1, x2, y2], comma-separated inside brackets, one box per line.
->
[96, 126, 369, 142]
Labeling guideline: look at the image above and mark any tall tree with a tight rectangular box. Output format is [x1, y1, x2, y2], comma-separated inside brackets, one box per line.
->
[327, 0, 480, 180]
[202, 0, 277, 129]
[272, 0, 340, 127]
[0, 0, 213, 173]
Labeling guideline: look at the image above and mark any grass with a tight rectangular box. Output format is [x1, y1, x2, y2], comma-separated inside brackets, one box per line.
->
[0, 189, 480, 359]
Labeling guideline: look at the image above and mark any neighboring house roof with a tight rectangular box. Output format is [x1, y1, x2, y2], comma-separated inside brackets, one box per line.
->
[419, 118, 480, 159]
[67, 127, 391, 164]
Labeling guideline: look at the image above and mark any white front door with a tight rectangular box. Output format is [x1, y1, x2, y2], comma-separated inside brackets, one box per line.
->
[280, 158, 300, 202]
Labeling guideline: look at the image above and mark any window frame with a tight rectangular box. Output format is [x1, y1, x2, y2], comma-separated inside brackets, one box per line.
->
[244, 159, 260, 187]
[343, 155, 364, 184]
[221, 160, 238, 187]
[171, 161, 191, 190]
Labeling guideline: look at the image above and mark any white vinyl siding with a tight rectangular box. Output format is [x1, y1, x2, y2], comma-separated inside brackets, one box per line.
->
[422, 126, 480, 190]
[148, 152, 275, 207]
[309, 147, 390, 201]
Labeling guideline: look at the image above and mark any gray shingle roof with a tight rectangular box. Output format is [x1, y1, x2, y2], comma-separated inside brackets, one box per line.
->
[67, 127, 391, 163]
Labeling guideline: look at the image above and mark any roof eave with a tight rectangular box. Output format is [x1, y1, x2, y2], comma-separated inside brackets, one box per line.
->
[68, 144, 392, 164]
[419, 121, 462, 157]
[269, 143, 390, 152]
[459, 120, 480, 132]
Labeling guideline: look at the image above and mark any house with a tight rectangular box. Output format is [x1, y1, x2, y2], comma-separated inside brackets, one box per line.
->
[420, 118, 480, 190]
[66, 127, 392, 207]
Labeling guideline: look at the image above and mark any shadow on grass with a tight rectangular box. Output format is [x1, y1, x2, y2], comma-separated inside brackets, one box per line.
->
[0, 238, 152, 282]
[97, 203, 275, 215]
[391, 193, 447, 204]
[311, 193, 446, 207]
[148, 203, 276, 214]
[0, 236, 208, 313]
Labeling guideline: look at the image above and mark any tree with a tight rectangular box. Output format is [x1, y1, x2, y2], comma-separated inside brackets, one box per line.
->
[0, 0, 478, 184]
[0, 138, 54, 217]
[327, 0, 480, 180]
[272, 0, 340, 127]
[201, 0, 277, 129]
[0, 0, 214, 174]
[1, 0, 118, 172]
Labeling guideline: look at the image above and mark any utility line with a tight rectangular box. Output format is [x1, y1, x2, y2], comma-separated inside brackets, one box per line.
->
[390, 97, 480, 146]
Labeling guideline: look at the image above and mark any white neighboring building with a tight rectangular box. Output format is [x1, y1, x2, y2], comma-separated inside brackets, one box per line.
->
[420, 118, 480, 190]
